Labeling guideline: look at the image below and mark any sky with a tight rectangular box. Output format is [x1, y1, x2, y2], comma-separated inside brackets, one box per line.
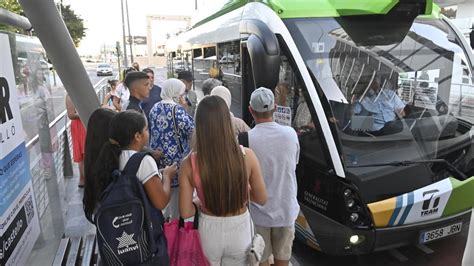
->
[62, 0, 196, 55]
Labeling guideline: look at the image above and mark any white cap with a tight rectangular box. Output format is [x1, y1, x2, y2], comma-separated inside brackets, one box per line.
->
[250, 87, 275, 112]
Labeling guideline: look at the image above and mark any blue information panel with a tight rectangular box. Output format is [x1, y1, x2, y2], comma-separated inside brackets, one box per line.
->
[0, 33, 40, 266]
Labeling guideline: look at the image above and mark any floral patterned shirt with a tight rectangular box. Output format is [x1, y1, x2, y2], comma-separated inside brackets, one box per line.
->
[149, 102, 194, 185]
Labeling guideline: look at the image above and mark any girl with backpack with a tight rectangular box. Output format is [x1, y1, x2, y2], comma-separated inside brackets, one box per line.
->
[179, 96, 268, 265]
[83, 110, 176, 264]
[84, 110, 177, 217]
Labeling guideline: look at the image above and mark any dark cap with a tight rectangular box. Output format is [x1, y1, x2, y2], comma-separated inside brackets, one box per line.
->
[177, 70, 194, 81]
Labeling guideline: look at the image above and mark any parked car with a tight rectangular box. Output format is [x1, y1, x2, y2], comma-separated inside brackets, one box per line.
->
[219, 55, 234, 64]
[173, 61, 189, 72]
[40, 59, 53, 70]
[96, 63, 113, 76]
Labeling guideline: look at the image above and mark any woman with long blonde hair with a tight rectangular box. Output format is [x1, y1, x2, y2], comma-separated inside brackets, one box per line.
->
[179, 96, 267, 265]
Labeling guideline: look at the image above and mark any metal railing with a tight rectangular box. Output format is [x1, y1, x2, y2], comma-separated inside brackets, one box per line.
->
[25, 76, 113, 150]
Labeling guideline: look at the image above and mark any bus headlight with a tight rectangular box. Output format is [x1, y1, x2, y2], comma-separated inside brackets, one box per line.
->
[347, 199, 355, 208]
[343, 189, 352, 197]
[349, 234, 365, 245]
[349, 235, 359, 244]
[350, 213, 359, 222]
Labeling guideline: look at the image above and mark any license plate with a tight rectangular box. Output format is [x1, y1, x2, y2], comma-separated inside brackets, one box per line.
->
[420, 222, 462, 243]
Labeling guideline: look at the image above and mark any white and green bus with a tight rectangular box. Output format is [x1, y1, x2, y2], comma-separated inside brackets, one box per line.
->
[167, 0, 474, 255]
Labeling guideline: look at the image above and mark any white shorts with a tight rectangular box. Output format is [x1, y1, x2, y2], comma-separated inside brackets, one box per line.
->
[199, 210, 252, 265]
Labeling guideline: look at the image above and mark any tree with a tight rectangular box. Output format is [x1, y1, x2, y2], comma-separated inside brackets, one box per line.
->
[60, 4, 86, 47]
[0, 1, 86, 47]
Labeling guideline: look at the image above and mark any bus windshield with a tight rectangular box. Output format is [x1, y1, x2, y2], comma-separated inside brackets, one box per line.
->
[285, 17, 474, 186]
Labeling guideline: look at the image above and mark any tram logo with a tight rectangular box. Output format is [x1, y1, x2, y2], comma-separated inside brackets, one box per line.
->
[0, 77, 14, 124]
[420, 189, 440, 216]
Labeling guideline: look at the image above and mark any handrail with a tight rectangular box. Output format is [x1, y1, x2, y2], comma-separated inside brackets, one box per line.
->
[0, 8, 32, 30]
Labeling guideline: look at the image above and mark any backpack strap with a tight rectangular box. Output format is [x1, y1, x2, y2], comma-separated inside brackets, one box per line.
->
[237, 131, 249, 148]
[122, 152, 153, 176]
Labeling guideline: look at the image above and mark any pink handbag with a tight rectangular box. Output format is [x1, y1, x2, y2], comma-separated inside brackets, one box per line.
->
[164, 204, 209, 266]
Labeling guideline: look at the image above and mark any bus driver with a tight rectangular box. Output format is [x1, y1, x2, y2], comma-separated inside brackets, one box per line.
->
[351, 76, 406, 135]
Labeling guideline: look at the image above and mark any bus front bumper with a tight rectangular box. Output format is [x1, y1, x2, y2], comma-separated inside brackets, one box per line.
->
[373, 209, 471, 252]
[299, 204, 471, 255]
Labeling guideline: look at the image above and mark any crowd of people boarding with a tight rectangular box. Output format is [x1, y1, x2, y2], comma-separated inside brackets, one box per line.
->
[77, 62, 300, 266]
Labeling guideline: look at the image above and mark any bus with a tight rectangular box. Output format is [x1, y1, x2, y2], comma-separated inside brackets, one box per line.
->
[166, 0, 474, 255]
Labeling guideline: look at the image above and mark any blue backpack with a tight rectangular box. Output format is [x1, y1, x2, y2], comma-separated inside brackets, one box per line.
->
[94, 152, 169, 265]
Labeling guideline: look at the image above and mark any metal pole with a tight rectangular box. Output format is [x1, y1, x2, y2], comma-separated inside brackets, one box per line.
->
[125, 0, 134, 64]
[103, 42, 107, 62]
[121, 0, 128, 67]
[146, 16, 153, 66]
[116, 41, 121, 74]
[19, 0, 100, 126]
[0, 8, 31, 30]
[58, 1, 62, 19]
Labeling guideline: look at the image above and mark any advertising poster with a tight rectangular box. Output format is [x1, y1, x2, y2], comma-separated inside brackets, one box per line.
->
[0, 33, 40, 266]
[273, 105, 292, 126]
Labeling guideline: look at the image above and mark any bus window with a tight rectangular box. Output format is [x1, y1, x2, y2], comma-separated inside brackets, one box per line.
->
[273, 54, 330, 169]
[193, 48, 202, 58]
[192, 48, 205, 90]
[218, 41, 242, 117]
[218, 41, 240, 74]
[169, 50, 190, 78]
[285, 17, 474, 201]
[204, 46, 216, 58]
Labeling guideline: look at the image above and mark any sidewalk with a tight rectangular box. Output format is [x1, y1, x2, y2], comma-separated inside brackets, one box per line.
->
[62, 166, 95, 238]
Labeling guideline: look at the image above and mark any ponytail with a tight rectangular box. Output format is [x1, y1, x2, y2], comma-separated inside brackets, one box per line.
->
[83, 141, 122, 221]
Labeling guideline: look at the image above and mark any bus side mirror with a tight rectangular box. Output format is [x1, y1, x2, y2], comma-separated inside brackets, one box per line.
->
[240, 19, 281, 90]
[336, 0, 428, 46]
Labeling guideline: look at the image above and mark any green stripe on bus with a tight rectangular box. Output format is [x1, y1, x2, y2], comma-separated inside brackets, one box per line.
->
[267, 0, 399, 18]
[193, 0, 439, 28]
[443, 177, 474, 217]
[418, 3, 440, 19]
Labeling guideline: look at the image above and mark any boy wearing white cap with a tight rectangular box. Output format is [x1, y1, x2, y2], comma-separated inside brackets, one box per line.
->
[248, 87, 300, 266]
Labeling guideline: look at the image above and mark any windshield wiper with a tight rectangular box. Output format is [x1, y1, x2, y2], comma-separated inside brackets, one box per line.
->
[346, 159, 468, 181]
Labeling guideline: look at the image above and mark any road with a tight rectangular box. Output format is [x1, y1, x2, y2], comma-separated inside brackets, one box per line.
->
[85, 62, 117, 86]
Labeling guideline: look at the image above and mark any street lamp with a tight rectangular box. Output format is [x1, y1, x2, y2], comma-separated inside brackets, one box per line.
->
[125, 0, 134, 64]
[120, 0, 128, 68]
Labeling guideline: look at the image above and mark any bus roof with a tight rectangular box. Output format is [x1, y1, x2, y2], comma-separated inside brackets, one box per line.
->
[194, 0, 438, 27]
